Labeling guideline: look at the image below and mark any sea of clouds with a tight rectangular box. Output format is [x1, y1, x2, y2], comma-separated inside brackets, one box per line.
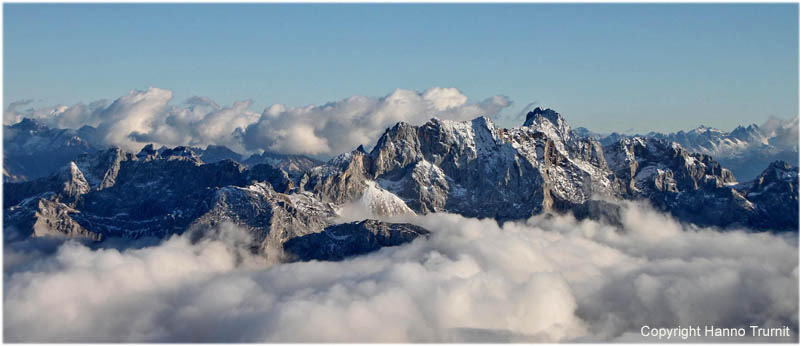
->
[3, 202, 797, 342]
[3, 87, 511, 157]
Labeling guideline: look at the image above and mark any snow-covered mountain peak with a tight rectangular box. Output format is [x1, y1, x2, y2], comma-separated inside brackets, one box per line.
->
[471, 114, 496, 128]
[522, 107, 573, 142]
[729, 123, 762, 141]
[523, 107, 561, 125]
[53, 161, 91, 199]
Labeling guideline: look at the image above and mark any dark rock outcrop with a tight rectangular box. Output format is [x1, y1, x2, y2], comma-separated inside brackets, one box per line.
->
[283, 220, 429, 261]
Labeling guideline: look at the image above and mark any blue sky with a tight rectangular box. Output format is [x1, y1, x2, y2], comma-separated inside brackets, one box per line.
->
[4, 3, 798, 133]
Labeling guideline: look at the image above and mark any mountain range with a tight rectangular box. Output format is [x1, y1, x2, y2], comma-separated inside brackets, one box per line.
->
[2, 118, 321, 183]
[575, 115, 798, 181]
[4, 108, 797, 261]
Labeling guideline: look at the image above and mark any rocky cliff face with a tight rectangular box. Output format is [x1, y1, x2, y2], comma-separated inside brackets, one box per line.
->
[300, 111, 617, 220]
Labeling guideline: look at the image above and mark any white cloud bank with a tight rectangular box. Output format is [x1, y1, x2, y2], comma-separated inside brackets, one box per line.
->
[3, 87, 511, 157]
[3, 203, 797, 342]
[760, 115, 799, 150]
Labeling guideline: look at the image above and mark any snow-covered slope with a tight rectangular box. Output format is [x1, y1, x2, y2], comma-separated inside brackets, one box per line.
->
[356, 180, 415, 216]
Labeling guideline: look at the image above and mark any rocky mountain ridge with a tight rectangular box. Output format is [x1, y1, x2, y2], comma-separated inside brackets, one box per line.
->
[298, 107, 794, 230]
[4, 108, 797, 261]
[2, 118, 322, 183]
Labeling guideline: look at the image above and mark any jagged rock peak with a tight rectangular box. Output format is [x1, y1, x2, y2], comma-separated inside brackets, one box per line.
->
[471, 115, 496, 129]
[137, 143, 157, 158]
[523, 107, 572, 140]
[56, 162, 91, 198]
[388, 120, 415, 132]
[59, 162, 86, 181]
[758, 160, 797, 183]
[733, 123, 760, 132]
[160, 146, 200, 161]
[524, 107, 563, 126]
[133, 144, 201, 163]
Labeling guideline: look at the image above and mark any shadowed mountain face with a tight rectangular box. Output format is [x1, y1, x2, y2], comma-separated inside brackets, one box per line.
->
[3, 108, 798, 261]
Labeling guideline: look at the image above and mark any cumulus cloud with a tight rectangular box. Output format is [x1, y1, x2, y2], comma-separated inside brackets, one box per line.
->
[4, 203, 797, 342]
[3, 99, 90, 126]
[760, 116, 799, 151]
[4, 87, 511, 157]
[241, 87, 511, 156]
[3, 99, 35, 125]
